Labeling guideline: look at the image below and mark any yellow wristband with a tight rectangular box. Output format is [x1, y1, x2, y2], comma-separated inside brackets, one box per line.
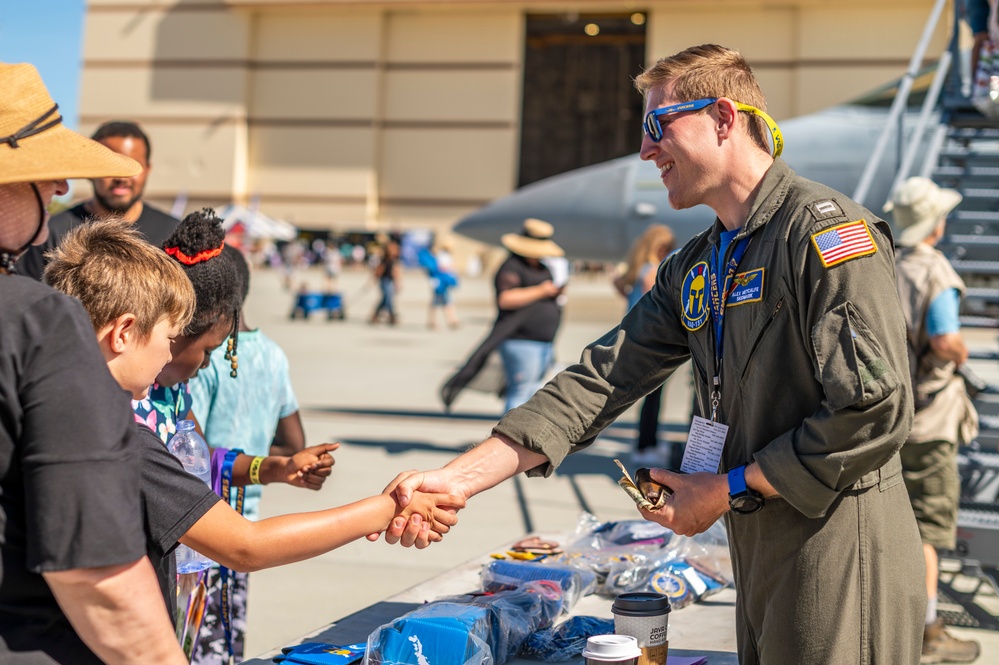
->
[248, 456, 265, 485]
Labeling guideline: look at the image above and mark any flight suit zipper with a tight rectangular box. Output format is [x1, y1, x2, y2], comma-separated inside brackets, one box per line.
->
[740, 296, 786, 383]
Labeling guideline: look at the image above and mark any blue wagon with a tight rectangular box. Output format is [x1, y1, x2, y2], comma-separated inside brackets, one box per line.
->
[290, 291, 345, 320]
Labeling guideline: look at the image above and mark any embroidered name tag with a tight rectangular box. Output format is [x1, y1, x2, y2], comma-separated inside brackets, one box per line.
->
[811, 219, 877, 268]
[727, 268, 764, 306]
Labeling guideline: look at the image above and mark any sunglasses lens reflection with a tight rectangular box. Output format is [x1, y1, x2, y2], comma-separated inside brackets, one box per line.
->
[644, 113, 661, 141]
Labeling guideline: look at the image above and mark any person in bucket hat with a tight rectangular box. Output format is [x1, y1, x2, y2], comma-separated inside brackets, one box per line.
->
[439, 218, 565, 412]
[499, 218, 565, 260]
[0, 62, 188, 664]
[493, 218, 565, 412]
[885, 176, 964, 247]
[890, 176, 981, 663]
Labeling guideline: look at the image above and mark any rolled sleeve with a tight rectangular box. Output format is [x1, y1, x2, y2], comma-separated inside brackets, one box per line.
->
[493, 257, 692, 476]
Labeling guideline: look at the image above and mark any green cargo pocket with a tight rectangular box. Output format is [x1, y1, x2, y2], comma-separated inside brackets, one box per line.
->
[811, 301, 898, 411]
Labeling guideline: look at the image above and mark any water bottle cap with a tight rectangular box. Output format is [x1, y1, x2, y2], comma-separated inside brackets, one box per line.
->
[176, 419, 196, 432]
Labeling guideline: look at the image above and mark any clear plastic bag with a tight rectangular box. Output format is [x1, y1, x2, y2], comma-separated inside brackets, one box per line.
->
[480, 560, 596, 613]
[518, 616, 616, 662]
[364, 602, 493, 665]
[364, 582, 562, 665]
[437, 582, 563, 662]
[551, 513, 732, 606]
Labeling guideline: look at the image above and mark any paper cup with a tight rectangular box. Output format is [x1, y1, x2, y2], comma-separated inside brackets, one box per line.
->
[612, 592, 670, 665]
[582, 634, 642, 664]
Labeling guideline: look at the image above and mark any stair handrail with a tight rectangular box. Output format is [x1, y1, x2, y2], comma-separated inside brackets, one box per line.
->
[853, 0, 950, 205]
[888, 49, 953, 204]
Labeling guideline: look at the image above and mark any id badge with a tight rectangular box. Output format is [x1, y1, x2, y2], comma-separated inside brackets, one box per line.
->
[680, 416, 728, 474]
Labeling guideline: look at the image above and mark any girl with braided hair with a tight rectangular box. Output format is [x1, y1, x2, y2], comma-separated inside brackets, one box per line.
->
[132, 208, 339, 663]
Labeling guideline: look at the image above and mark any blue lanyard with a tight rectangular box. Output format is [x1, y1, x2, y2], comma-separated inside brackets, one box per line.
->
[707, 235, 751, 421]
[219, 450, 244, 664]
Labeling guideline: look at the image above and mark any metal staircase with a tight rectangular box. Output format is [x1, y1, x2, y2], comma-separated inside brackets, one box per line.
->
[858, 0, 999, 616]
[935, 121, 999, 335]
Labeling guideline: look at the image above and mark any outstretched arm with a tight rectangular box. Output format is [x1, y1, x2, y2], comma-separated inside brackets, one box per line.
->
[179, 489, 464, 571]
[377, 434, 548, 547]
[230, 442, 339, 489]
[44, 558, 188, 664]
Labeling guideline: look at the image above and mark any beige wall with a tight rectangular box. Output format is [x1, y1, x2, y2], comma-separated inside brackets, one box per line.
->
[81, 0, 953, 232]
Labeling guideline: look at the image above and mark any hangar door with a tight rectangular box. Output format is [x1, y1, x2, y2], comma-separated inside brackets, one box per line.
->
[518, 13, 648, 187]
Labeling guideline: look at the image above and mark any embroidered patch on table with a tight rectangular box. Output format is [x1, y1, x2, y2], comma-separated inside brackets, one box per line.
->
[726, 268, 764, 307]
[811, 219, 877, 268]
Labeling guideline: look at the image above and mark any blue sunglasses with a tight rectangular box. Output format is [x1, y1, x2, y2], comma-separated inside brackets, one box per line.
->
[643, 97, 784, 157]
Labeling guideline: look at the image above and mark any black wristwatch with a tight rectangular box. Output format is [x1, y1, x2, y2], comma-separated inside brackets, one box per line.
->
[728, 465, 764, 514]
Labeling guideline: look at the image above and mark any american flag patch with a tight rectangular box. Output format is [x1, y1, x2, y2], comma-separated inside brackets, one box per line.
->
[810, 219, 877, 268]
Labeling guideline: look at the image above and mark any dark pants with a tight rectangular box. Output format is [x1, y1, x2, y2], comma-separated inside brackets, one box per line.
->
[637, 384, 664, 452]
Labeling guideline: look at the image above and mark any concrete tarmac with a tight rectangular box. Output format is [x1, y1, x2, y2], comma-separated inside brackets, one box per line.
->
[239, 263, 999, 661]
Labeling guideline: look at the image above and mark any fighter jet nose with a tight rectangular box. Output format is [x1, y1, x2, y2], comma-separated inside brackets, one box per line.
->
[453, 155, 644, 260]
[451, 104, 912, 261]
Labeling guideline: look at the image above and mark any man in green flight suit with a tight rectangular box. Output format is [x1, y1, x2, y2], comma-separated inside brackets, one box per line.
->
[381, 44, 926, 663]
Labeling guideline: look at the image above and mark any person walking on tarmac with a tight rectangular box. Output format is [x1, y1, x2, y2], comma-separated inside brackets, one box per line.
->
[890, 177, 981, 664]
[370, 240, 402, 325]
[381, 44, 926, 664]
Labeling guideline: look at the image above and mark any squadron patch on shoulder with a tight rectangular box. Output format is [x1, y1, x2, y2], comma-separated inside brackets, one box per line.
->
[726, 268, 765, 307]
[811, 219, 877, 268]
[680, 261, 709, 331]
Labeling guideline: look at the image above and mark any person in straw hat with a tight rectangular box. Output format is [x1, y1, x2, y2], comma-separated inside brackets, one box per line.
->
[439, 218, 564, 412]
[494, 218, 566, 412]
[889, 176, 981, 663]
[0, 62, 189, 663]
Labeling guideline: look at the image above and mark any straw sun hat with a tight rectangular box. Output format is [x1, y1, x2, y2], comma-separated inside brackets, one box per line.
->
[500, 218, 564, 259]
[883, 177, 962, 247]
[0, 62, 140, 186]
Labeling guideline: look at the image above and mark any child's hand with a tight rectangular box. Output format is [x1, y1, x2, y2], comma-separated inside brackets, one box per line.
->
[393, 490, 465, 545]
[283, 442, 339, 490]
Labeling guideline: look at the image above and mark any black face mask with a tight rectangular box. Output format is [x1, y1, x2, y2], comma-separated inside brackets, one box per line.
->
[0, 182, 45, 274]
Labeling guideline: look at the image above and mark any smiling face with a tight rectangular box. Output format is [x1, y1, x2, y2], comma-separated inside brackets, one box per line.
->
[156, 317, 232, 387]
[639, 86, 725, 212]
[91, 136, 149, 216]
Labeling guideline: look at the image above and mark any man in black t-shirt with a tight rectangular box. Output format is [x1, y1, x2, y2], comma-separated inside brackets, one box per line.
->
[16, 120, 180, 280]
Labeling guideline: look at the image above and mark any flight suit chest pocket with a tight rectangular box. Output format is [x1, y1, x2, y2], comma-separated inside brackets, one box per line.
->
[735, 282, 788, 384]
[811, 301, 899, 412]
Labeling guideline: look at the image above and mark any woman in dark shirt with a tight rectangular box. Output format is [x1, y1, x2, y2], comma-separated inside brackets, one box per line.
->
[494, 218, 565, 412]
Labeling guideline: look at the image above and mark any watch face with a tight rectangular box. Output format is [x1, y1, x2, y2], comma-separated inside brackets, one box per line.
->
[730, 493, 764, 514]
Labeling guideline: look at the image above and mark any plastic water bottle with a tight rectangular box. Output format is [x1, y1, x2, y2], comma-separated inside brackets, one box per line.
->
[166, 420, 215, 573]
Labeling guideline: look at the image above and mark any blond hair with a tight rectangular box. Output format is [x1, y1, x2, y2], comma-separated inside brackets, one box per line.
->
[635, 44, 770, 153]
[43, 216, 195, 337]
[621, 224, 676, 287]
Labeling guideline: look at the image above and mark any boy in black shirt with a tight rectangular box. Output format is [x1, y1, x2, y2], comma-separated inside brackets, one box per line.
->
[44, 217, 463, 632]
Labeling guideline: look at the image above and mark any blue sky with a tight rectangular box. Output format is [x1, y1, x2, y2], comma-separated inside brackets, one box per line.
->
[1, 0, 86, 129]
